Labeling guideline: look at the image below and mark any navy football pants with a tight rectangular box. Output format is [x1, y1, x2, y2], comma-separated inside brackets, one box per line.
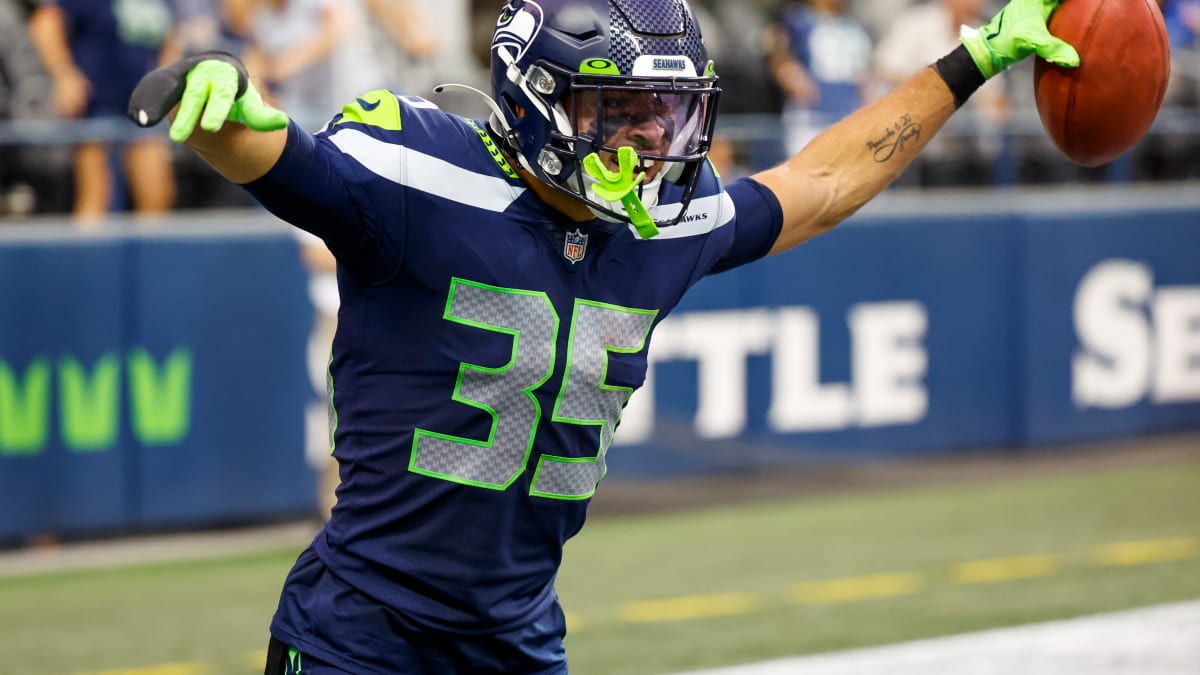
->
[264, 606, 568, 674]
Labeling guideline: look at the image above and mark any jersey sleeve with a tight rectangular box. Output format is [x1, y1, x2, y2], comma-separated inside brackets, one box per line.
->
[706, 177, 784, 275]
[242, 91, 447, 285]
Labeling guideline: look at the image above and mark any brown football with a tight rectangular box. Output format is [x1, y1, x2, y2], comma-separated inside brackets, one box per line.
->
[1034, 0, 1171, 167]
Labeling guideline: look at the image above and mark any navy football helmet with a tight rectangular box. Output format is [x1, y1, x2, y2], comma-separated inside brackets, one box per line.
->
[483, 0, 720, 230]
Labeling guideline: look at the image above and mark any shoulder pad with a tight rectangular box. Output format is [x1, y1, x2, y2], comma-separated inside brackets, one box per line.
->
[337, 90, 403, 132]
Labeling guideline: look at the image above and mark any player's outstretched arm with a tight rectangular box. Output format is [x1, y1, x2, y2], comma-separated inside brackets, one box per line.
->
[753, 0, 1078, 255]
[127, 51, 289, 184]
[129, 51, 380, 261]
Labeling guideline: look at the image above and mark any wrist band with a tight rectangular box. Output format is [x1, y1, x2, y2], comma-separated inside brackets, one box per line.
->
[933, 45, 987, 108]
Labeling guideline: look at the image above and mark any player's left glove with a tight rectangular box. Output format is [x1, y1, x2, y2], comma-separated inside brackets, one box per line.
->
[127, 51, 288, 142]
[960, 0, 1080, 79]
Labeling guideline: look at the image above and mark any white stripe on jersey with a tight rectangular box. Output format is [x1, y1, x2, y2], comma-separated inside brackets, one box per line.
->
[634, 192, 737, 240]
[327, 128, 526, 213]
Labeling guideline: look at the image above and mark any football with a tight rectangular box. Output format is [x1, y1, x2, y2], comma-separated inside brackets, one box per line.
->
[1033, 0, 1171, 167]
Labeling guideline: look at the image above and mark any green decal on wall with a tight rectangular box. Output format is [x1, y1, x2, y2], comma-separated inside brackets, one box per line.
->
[59, 354, 121, 453]
[0, 358, 51, 456]
[129, 348, 193, 447]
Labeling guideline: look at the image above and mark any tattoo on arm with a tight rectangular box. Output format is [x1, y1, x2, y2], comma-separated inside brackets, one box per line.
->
[865, 113, 923, 163]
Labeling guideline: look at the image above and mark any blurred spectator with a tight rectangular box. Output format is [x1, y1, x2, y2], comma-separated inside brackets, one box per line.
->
[698, 0, 780, 116]
[1133, 0, 1200, 179]
[364, 0, 441, 93]
[468, 0, 497, 72]
[235, 0, 438, 131]
[1160, 0, 1200, 107]
[154, 0, 261, 211]
[0, 0, 50, 216]
[692, 0, 781, 177]
[234, 0, 355, 130]
[851, 0, 916, 41]
[768, 0, 873, 156]
[27, 0, 178, 222]
[874, 0, 1010, 185]
[173, 0, 251, 56]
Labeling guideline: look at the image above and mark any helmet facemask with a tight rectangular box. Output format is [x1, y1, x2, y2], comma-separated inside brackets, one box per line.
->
[511, 58, 721, 237]
[482, 0, 721, 238]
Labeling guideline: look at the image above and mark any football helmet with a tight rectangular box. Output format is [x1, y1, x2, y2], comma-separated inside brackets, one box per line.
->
[484, 0, 720, 234]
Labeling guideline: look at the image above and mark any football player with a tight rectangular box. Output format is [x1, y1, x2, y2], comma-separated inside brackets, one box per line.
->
[127, 0, 1077, 672]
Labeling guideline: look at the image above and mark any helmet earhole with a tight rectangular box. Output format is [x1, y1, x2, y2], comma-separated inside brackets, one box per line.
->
[538, 150, 564, 176]
[529, 66, 557, 96]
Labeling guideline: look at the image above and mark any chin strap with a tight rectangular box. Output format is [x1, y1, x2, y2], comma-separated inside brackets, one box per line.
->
[583, 147, 659, 240]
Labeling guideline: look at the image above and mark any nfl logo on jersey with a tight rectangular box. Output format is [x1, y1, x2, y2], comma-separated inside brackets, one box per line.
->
[564, 229, 588, 264]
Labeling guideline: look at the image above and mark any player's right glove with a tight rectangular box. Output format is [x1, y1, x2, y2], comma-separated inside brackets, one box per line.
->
[959, 0, 1080, 79]
[127, 51, 288, 142]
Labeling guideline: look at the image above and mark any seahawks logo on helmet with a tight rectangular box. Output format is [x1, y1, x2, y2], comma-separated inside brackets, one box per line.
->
[493, 0, 545, 62]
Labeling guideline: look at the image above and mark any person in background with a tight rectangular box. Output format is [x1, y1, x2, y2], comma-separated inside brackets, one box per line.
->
[768, 0, 874, 156]
[224, 0, 350, 131]
[689, 0, 781, 178]
[853, 0, 917, 42]
[229, 0, 438, 132]
[362, 0, 441, 94]
[1159, 0, 1200, 106]
[874, 0, 1011, 186]
[173, 0, 252, 56]
[0, 0, 42, 216]
[28, 0, 177, 222]
[1139, 0, 1200, 178]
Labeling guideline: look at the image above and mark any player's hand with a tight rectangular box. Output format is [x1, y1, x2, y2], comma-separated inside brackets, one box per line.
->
[127, 51, 288, 143]
[960, 0, 1080, 80]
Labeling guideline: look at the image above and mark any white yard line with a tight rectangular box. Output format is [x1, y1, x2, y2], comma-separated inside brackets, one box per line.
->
[670, 601, 1200, 675]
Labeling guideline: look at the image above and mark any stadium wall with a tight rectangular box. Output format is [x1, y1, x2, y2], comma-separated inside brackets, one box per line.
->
[0, 218, 315, 541]
[611, 186, 1200, 476]
[0, 187, 1198, 538]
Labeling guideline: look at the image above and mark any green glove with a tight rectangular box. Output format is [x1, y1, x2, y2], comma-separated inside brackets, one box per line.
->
[960, 0, 1080, 79]
[127, 51, 288, 142]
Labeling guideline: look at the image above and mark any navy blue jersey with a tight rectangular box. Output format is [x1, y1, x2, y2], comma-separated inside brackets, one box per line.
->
[246, 91, 782, 668]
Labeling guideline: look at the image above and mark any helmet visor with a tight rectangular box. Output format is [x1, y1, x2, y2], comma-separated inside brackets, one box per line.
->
[567, 83, 714, 161]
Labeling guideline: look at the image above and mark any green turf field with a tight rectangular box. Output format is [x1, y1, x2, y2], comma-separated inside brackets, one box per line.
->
[2, 458, 1198, 675]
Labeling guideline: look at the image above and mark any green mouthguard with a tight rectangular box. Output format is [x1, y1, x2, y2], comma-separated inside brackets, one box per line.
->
[583, 147, 660, 239]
